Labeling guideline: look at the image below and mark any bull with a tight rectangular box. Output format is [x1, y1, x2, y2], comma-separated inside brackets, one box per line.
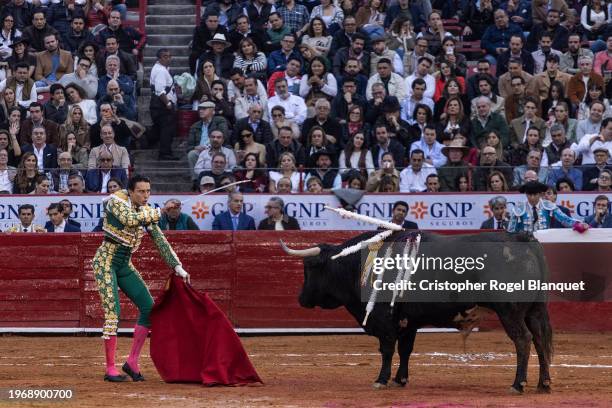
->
[281, 230, 553, 394]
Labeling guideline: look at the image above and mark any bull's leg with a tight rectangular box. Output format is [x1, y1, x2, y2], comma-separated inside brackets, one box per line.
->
[525, 304, 553, 393]
[392, 326, 417, 387]
[374, 336, 395, 388]
[497, 311, 532, 394]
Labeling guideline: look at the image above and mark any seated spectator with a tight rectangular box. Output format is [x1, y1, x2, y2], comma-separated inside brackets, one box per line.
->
[233, 38, 267, 82]
[267, 57, 302, 97]
[196, 33, 235, 79]
[234, 78, 270, 122]
[269, 151, 302, 193]
[22, 127, 58, 173]
[544, 123, 572, 165]
[87, 124, 129, 169]
[268, 77, 308, 126]
[0, 125, 21, 167]
[234, 126, 266, 167]
[594, 169, 612, 192]
[31, 173, 52, 194]
[0, 147, 16, 192]
[577, 83, 611, 122]
[194, 129, 237, 179]
[270, 105, 301, 141]
[425, 173, 440, 192]
[85, 149, 127, 193]
[547, 148, 583, 190]
[568, 56, 604, 111]
[89, 102, 131, 147]
[158, 199, 199, 231]
[59, 55, 98, 99]
[366, 152, 400, 192]
[331, 15, 368, 55]
[583, 147, 612, 191]
[60, 104, 90, 149]
[585, 194, 612, 228]
[499, 58, 537, 101]
[266, 126, 306, 167]
[46, 0, 86, 47]
[191, 59, 221, 106]
[470, 96, 510, 149]
[264, 12, 291, 53]
[45, 202, 81, 232]
[555, 177, 575, 192]
[232, 103, 273, 147]
[331, 78, 366, 125]
[366, 58, 406, 101]
[399, 148, 436, 193]
[436, 96, 471, 144]
[258, 196, 300, 230]
[339, 104, 369, 146]
[227, 14, 264, 53]
[304, 149, 340, 191]
[228, 68, 267, 102]
[96, 79, 136, 121]
[0, 62, 37, 110]
[469, 75, 503, 120]
[74, 41, 99, 77]
[338, 132, 374, 178]
[369, 35, 402, 77]
[22, 11, 59, 53]
[197, 152, 233, 187]
[306, 176, 323, 193]
[44, 84, 68, 125]
[275, 176, 293, 194]
[481, 9, 523, 64]
[407, 104, 432, 143]
[436, 78, 470, 123]
[67, 172, 86, 193]
[207, 80, 234, 125]
[530, 33, 562, 75]
[543, 100, 576, 145]
[383, 17, 415, 59]
[473, 145, 513, 191]
[346, 173, 366, 190]
[267, 33, 302, 76]
[486, 170, 510, 193]
[481, 196, 509, 230]
[301, 16, 332, 57]
[95, 10, 145, 57]
[187, 101, 229, 177]
[5, 204, 46, 233]
[58, 198, 81, 228]
[364, 82, 386, 125]
[6, 37, 35, 79]
[513, 149, 549, 187]
[409, 125, 446, 168]
[438, 140, 469, 191]
[509, 96, 546, 149]
[65, 82, 97, 125]
[34, 33, 74, 89]
[403, 56, 435, 101]
[63, 15, 94, 55]
[302, 98, 342, 145]
[371, 123, 405, 169]
[576, 101, 605, 143]
[96, 35, 137, 80]
[212, 192, 256, 231]
[97, 55, 134, 99]
[1, 89, 24, 128]
[19, 102, 60, 145]
[51, 151, 82, 192]
[299, 56, 338, 115]
[507, 126, 549, 167]
[373, 96, 411, 149]
[234, 152, 269, 193]
[433, 61, 466, 104]
[198, 175, 216, 193]
[12, 152, 39, 194]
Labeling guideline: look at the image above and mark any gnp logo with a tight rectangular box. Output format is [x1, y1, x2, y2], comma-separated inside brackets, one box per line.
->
[191, 201, 210, 219]
[410, 201, 428, 219]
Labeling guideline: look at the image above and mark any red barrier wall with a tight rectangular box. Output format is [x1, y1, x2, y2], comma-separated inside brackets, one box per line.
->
[1, 232, 611, 331]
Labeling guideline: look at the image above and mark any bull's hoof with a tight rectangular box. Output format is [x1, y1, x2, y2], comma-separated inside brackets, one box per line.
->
[537, 385, 552, 394]
[390, 378, 407, 388]
[509, 386, 524, 395]
[372, 382, 388, 390]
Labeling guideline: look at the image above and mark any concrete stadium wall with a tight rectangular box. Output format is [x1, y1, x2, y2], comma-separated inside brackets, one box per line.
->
[0, 231, 611, 332]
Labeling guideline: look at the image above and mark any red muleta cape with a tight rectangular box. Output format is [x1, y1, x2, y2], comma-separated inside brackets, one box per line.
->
[150, 275, 262, 386]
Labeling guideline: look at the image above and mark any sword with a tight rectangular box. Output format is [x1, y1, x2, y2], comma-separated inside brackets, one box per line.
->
[179, 180, 251, 206]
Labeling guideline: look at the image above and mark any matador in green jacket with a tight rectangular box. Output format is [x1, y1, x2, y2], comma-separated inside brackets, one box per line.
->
[92, 175, 190, 382]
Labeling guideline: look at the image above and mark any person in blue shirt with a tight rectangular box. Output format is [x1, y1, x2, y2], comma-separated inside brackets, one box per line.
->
[507, 181, 589, 233]
[481, 9, 524, 65]
[585, 195, 612, 228]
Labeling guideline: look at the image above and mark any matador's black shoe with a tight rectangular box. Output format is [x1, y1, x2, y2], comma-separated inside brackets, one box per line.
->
[122, 362, 145, 382]
[104, 373, 128, 382]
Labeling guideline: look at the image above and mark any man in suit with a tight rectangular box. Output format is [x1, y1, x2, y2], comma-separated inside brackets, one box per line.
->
[96, 36, 137, 80]
[509, 96, 546, 148]
[585, 195, 612, 228]
[22, 127, 58, 172]
[582, 148, 612, 191]
[34, 33, 74, 87]
[212, 192, 256, 231]
[18, 102, 60, 145]
[390, 200, 418, 230]
[58, 199, 82, 229]
[85, 150, 128, 192]
[88, 124, 130, 170]
[480, 196, 509, 230]
[533, 54, 571, 101]
[45, 202, 81, 232]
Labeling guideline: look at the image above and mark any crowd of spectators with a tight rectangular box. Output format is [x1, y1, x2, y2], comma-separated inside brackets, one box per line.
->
[2, 0, 612, 202]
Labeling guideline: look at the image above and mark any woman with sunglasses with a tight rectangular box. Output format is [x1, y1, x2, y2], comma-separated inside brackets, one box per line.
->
[234, 126, 266, 166]
[257, 196, 300, 230]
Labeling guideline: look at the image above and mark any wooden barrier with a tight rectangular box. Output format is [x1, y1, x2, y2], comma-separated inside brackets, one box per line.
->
[0, 231, 610, 331]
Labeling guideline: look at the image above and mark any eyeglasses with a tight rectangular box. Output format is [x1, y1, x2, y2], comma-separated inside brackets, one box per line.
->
[265, 205, 280, 209]
[241, 133, 253, 138]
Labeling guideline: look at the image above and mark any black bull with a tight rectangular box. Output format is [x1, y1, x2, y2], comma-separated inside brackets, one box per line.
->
[281, 231, 553, 393]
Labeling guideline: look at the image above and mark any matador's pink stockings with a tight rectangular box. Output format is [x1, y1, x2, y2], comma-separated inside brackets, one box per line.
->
[126, 324, 149, 374]
[104, 336, 121, 376]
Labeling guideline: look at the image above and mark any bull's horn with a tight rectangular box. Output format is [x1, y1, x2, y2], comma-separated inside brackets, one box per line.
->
[279, 240, 321, 257]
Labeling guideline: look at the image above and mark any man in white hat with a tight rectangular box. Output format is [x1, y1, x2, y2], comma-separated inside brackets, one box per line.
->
[195, 33, 235, 78]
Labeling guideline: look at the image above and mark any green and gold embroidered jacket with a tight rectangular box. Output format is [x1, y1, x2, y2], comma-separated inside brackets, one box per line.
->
[102, 190, 181, 269]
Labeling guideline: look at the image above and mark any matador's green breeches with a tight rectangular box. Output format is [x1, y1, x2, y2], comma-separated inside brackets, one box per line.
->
[92, 241, 154, 339]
